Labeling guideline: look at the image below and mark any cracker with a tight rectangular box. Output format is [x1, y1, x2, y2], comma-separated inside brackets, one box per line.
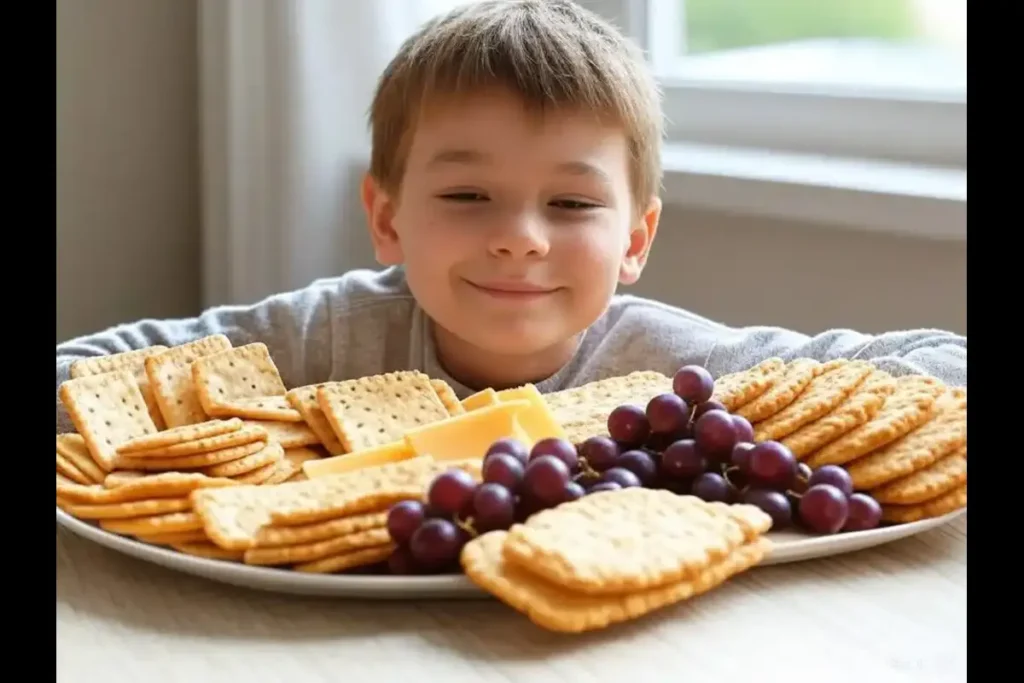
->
[501, 488, 771, 595]
[752, 359, 874, 442]
[462, 530, 770, 634]
[120, 424, 269, 459]
[171, 542, 246, 561]
[317, 371, 451, 452]
[240, 419, 319, 448]
[430, 379, 465, 416]
[253, 511, 387, 547]
[56, 471, 238, 504]
[103, 470, 146, 488]
[207, 396, 304, 422]
[859, 369, 898, 397]
[735, 358, 824, 423]
[243, 526, 391, 566]
[285, 384, 347, 455]
[846, 388, 967, 490]
[283, 446, 325, 468]
[871, 445, 967, 505]
[135, 529, 209, 545]
[116, 437, 268, 471]
[543, 371, 673, 444]
[70, 346, 170, 429]
[780, 388, 887, 459]
[262, 458, 301, 485]
[56, 453, 92, 485]
[229, 460, 278, 485]
[55, 433, 107, 483]
[709, 357, 786, 412]
[99, 511, 202, 535]
[880, 484, 967, 524]
[117, 418, 244, 455]
[144, 335, 233, 427]
[203, 442, 284, 478]
[805, 375, 947, 468]
[191, 342, 290, 417]
[63, 497, 192, 520]
[292, 544, 395, 574]
[58, 370, 159, 471]
[286, 471, 308, 483]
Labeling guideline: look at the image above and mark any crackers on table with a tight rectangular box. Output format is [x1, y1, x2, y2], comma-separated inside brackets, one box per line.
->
[462, 530, 770, 634]
[240, 419, 320, 449]
[870, 445, 967, 505]
[63, 497, 193, 520]
[58, 370, 159, 471]
[243, 526, 392, 566]
[117, 418, 244, 455]
[293, 545, 396, 574]
[316, 371, 451, 452]
[191, 342, 302, 421]
[145, 334, 233, 428]
[99, 511, 203, 536]
[543, 371, 673, 444]
[115, 437, 268, 471]
[780, 383, 887, 459]
[203, 442, 284, 478]
[252, 511, 387, 548]
[285, 384, 348, 455]
[879, 484, 967, 524]
[56, 471, 238, 504]
[735, 358, 823, 423]
[709, 357, 785, 412]
[56, 453, 91, 485]
[56, 433, 106, 483]
[70, 346, 170, 429]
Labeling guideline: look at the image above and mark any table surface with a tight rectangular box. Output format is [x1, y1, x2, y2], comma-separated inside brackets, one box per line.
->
[57, 514, 967, 683]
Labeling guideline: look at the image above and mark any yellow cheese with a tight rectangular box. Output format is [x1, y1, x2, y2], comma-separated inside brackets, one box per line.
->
[404, 399, 532, 462]
[495, 383, 570, 443]
[461, 387, 499, 411]
[302, 439, 419, 478]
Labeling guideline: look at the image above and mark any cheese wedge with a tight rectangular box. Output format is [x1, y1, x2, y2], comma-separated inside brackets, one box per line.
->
[302, 439, 419, 478]
[495, 383, 570, 443]
[404, 399, 532, 462]
[461, 387, 499, 411]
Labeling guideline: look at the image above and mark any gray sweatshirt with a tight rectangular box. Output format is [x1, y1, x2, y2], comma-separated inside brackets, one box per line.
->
[55, 266, 967, 434]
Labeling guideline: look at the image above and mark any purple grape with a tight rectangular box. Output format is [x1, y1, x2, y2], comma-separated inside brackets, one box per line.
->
[485, 437, 529, 466]
[746, 441, 798, 489]
[387, 546, 419, 575]
[386, 500, 426, 545]
[843, 493, 883, 532]
[408, 518, 465, 572]
[693, 409, 739, 457]
[470, 483, 516, 532]
[731, 415, 755, 443]
[742, 488, 792, 529]
[601, 467, 642, 489]
[730, 442, 755, 470]
[807, 465, 854, 498]
[691, 472, 732, 502]
[692, 400, 726, 421]
[529, 437, 580, 472]
[613, 450, 658, 486]
[790, 462, 813, 494]
[563, 480, 586, 502]
[579, 435, 620, 471]
[673, 365, 715, 404]
[661, 439, 706, 479]
[645, 393, 690, 435]
[481, 453, 524, 493]
[522, 455, 572, 506]
[426, 468, 478, 517]
[798, 484, 849, 534]
[588, 481, 622, 494]
[607, 404, 650, 448]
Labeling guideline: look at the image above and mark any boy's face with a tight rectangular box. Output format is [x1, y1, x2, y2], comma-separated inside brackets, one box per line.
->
[364, 89, 659, 366]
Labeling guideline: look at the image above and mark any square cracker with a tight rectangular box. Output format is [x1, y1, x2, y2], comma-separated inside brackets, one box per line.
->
[316, 371, 450, 452]
[461, 530, 770, 634]
[191, 342, 294, 417]
[285, 384, 347, 455]
[58, 370, 158, 471]
[430, 379, 465, 416]
[145, 334, 233, 428]
[543, 371, 673, 444]
[56, 433, 107, 483]
[70, 346, 169, 429]
[241, 419, 319, 448]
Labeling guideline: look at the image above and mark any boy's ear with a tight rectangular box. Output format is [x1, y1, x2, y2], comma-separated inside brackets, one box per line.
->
[619, 196, 662, 285]
[361, 173, 404, 266]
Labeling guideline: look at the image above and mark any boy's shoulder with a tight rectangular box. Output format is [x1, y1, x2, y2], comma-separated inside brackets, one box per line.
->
[306, 266, 416, 311]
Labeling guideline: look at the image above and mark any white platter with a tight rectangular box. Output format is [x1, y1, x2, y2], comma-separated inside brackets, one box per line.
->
[56, 505, 965, 600]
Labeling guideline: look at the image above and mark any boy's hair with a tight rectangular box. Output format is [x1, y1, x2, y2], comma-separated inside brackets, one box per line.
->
[368, 0, 664, 212]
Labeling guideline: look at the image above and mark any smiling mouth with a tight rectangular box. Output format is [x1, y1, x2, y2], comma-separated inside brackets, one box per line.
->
[465, 280, 560, 298]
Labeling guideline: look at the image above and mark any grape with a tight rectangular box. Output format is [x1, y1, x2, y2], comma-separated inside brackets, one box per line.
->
[386, 500, 426, 545]
[807, 464, 854, 498]
[471, 483, 516, 532]
[798, 484, 849, 534]
[563, 480, 586, 502]
[843, 493, 883, 532]
[578, 435, 620, 471]
[588, 481, 622, 494]
[645, 393, 690, 435]
[601, 466, 642, 489]
[730, 442, 755, 470]
[746, 441, 798, 489]
[481, 453, 524, 493]
[742, 488, 792, 529]
[408, 518, 465, 571]
[613, 450, 658, 486]
[673, 365, 715, 404]
[522, 455, 572, 506]
[426, 468, 478, 517]
[530, 437, 579, 472]
[607, 404, 650, 448]
[731, 415, 755, 444]
[691, 472, 732, 503]
[692, 400, 726, 421]
[661, 439, 706, 479]
[693, 409, 738, 457]
[485, 437, 529, 466]
[387, 546, 419, 575]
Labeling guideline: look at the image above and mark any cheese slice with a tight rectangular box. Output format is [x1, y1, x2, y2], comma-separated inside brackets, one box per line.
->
[495, 383, 570, 443]
[404, 399, 532, 462]
[302, 439, 419, 478]
[461, 387, 499, 411]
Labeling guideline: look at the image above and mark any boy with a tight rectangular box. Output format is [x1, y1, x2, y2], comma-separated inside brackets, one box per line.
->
[55, 0, 966, 435]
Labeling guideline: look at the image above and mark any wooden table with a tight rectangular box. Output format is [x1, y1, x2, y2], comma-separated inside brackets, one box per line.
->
[56, 515, 966, 683]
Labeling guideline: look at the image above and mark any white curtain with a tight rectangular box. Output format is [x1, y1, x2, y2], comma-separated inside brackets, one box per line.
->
[199, 0, 477, 308]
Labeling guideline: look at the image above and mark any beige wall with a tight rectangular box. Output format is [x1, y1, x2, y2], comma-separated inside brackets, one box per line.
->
[55, 0, 965, 344]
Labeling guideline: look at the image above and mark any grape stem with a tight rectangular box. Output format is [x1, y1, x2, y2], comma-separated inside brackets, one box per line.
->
[576, 457, 600, 481]
[454, 516, 479, 539]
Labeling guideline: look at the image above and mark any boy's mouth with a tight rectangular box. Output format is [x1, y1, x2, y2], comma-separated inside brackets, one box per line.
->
[464, 279, 561, 300]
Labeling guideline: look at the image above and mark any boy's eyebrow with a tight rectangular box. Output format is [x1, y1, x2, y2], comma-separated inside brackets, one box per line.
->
[427, 149, 612, 185]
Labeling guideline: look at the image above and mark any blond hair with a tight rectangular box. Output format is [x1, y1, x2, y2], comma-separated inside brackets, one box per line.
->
[368, 0, 663, 211]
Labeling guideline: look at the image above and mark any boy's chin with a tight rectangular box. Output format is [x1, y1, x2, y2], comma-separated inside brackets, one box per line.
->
[450, 324, 572, 360]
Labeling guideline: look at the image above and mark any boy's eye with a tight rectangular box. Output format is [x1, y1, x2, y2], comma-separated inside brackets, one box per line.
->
[550, 199, 599, 210]
[439, 192, 487, 202]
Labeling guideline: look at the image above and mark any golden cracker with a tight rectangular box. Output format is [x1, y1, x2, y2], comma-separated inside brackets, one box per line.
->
[735, 358, 824, 423]
[752, 359, 874, 442]
[262, 458, 301, 485]
[430, 379, 465, 416]
[134, 529, 209, 545]
[293, 544, 395, 574]
[70, 346, 170, 429]
[871, 445, 967, 505]
[144, 334, 233, 428]
[55, 433, 107, 483]
[99, 511, 202, 535]
[285, 384, 347, 455]
[805, 375, 947, 468]
[880, 484, 967, 524]
[58, 371, 159, 471]
[117, 418, 244, 455]
[709, 357, 786, 412]
[846, 389, 967, 490]
[859, 369, 898, 397]
[286, 471, 308, 483]
[56, 452, 92, 485]
[780, 388, 886, 459]
[543, 371, 673, 444]
[208, 396, 304, 422]
[253, 511, 387, 548]
[240, 419, 319, 448]
[121, 424, 269, 458]
[191, 342, 291, 417]
[283, 446, 326, 468]
[171, 542, 246, 561]
[204, 442, 284, 478]
[317, 371, 451, 452]
[243, 526, 391, 566]
[103, 470, 146, 488]
[227, 460, 278, 485]
[462, 531, 770, 634]
[502, 488, 771, 595]
[116, 437, 268, 471]
[56, 471, 238, 504]
[64, 496, 191, 520]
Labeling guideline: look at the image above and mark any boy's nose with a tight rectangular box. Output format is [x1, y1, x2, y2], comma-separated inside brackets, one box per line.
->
[488, 214, 550, 259]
